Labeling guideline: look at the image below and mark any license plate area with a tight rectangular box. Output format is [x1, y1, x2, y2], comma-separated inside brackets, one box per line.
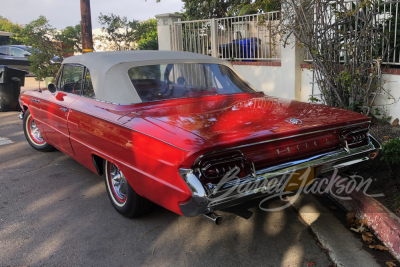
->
[285, 167, 315, 192]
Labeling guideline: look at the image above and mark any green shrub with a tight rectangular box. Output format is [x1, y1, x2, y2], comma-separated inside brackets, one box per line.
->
[381, 138, 400, 165]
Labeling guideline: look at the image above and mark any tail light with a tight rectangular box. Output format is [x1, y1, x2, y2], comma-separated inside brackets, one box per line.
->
[196, 151, 253, 182]
[339, 127, 369, 152]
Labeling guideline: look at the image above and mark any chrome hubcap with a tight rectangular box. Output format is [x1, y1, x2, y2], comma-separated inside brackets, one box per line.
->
[30, 119, 44, 143]
[110, 164, 128, 200]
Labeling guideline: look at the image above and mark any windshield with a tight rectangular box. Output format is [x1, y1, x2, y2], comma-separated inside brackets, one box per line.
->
[128, 63, 256, 102]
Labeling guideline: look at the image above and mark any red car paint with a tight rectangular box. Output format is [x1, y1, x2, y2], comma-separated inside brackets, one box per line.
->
[19, 89, 370, 215]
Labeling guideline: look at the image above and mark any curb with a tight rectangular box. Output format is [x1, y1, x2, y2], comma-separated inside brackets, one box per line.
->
[327, 176, 400, 261]
[289, 194, 380, 267]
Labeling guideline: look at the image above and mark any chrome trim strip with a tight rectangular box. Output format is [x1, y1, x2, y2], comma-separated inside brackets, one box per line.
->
[179, 134, 380, 217]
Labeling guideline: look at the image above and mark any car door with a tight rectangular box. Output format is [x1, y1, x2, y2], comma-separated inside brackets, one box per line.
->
[9, 47, 30, 72]
[0, 46, 12, 66]
[40, 64, 84, 156]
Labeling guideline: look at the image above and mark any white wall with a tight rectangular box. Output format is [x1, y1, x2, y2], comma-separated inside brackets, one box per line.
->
[374, 74, 400, 122]
[232, 65, 287, 98]
[232, 65, 313, 101]
[300, 68, 321, 103]
[232, 65, 314, 101]
[300, 68, 400, 123]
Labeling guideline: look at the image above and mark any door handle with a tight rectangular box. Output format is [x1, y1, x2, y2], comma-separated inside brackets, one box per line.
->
[60, 108, 68, 112]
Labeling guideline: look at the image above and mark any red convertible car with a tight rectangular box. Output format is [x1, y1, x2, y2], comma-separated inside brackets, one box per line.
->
[19, 51, 380, 224]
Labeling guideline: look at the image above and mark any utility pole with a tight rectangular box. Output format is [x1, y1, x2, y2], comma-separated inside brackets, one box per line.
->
[80, 0, 94, 53]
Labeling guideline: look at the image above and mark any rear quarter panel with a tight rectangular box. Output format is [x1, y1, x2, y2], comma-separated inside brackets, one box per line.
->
[68, 98, 195, 215]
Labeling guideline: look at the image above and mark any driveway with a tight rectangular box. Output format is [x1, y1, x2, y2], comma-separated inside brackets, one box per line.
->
[0, 111, 332, 267]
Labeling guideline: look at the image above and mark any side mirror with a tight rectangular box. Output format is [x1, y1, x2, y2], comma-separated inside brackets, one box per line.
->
[23, 53, 30, 57]
[47, 83, 57, 94]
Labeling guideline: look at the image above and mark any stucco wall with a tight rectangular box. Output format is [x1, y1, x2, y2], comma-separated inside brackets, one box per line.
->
[300, 67, 400, 122]
[232, 65, 287, 98]
[232, 64, 312, 101]
[300, 68, 321, 103]
[374, 73, 400, 122]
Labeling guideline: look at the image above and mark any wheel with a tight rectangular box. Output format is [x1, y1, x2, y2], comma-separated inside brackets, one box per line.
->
[23, 109, 54, 152]
[104, 160, 153, 218]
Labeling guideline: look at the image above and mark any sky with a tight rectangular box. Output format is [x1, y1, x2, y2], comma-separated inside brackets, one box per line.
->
[0, 0, 184, 29]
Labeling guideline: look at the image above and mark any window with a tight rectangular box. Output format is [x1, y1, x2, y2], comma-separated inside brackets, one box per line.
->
[10, 47, 25, 57]
[127, 63, 255, 103]
[82, 69, 95, 98]
[59, 65, 84, 95]
[0, 47, 8, 56]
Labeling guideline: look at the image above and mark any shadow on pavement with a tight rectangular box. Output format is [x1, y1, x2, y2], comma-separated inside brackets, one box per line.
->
[0, 112, 332, 266]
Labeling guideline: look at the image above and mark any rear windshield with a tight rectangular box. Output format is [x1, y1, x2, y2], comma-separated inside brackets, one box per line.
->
[128, 63, 255, 102]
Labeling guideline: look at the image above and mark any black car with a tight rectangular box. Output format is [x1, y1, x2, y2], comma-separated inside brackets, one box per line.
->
[0, 45, 61, 76]
[0, 45, 31, 73]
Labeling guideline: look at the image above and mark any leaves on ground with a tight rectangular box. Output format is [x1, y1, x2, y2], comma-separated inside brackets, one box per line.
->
[346, 210, 356, 226]
[361, 232, 373, 243]
[307, 262, 315, 266]
[359, 218, 368, 226]
[351, 223, 366, 233]
[386, 261, 397, 267]
[329, 206, 338, 210]
[369, 244, 389, 251]
[346, 211, 380, 245]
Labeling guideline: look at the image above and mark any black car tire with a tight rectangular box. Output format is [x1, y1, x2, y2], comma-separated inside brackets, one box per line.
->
[104, 160, 153, 218]
[23, 109, 54, 152]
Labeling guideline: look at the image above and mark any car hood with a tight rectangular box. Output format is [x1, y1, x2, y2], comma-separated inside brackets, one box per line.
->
[136, 93, 370, 147]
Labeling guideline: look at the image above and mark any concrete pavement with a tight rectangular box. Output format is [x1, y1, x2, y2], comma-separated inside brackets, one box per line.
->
[0, 111, 332, 267]
[290, 194, 383, 267]
[21, 77, 42, 91]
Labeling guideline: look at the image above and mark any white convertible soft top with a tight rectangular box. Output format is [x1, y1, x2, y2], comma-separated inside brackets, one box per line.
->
[62, 51, 233, 104]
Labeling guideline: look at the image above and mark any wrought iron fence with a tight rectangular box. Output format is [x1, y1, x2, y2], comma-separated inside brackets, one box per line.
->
[172, 11, 281, 61]
[304, 0, 400, 65]
[173, 1, 399, 65]
[380, 0, 400, 65]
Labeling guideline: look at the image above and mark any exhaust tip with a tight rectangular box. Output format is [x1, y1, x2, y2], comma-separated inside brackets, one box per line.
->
[215, 216, 222, 225]
[202, 212, 222, 225]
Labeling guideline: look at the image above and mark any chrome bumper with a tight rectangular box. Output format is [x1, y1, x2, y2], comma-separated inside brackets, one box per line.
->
[179, 134, 381, 217]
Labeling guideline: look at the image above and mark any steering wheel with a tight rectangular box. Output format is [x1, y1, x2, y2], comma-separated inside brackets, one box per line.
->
[72, 79, 83, 95]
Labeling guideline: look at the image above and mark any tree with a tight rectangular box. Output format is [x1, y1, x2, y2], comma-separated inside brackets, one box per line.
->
[97, 13, 139, 51]
[19, 16, 61, 80]
[278, 0, 398, 114]
[235, 0, 280, 15]
[0, 16, 23, 44]
[136, 18, 158, 50]
[182, 0, 243, 20]
[180, 0, 280, 20]
[56, 24, 82, 54]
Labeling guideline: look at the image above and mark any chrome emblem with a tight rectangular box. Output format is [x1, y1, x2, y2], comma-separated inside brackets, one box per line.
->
[286, 118, 303, 125]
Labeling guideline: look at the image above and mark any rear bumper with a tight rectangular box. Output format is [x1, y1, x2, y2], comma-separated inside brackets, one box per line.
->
[179, 134, 381, 217]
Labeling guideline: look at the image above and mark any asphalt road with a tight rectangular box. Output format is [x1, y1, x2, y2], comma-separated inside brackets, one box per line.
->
[0, 111, 332, 267]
